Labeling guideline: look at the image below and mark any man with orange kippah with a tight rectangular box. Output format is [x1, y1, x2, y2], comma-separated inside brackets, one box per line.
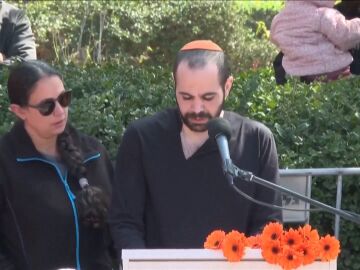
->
[110, 40, 282, 258]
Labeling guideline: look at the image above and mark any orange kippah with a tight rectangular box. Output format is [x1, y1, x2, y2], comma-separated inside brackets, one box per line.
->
[180, 40, 223, 52]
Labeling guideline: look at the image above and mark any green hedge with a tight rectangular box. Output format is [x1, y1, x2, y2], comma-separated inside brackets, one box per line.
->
[1, 63, 359, 269]
[14, 0, 278, 72]
[231, 70, 360, 269]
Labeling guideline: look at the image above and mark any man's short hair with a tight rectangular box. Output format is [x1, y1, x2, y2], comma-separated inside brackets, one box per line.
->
[172, 41, 231, 91]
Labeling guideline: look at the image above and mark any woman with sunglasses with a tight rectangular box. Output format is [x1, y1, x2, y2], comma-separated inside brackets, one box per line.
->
[0, 60, 114, 270]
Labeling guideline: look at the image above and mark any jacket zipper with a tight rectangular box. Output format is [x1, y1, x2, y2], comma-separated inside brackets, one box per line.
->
[16, 153, 101, 270]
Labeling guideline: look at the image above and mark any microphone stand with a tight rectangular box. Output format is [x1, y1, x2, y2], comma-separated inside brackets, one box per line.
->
[223, 159, 360, 225]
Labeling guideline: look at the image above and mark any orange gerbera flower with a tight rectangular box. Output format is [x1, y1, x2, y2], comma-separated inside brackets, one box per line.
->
[278, 246, 303, 270]
[222, 230, 246, 262]
[261, 240, 282, 264]
[282, 228, 303, 249]
[319, 235, 340, 261]
[204, 230, 226, 249]
[300, 242, 319, 265]
[246, 234, 262, 248]
[261, 222, 283, 242]
[298, 224, 320, 244]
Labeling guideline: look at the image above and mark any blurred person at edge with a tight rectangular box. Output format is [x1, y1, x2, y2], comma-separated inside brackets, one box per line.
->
[335, 0, 360, 75]
[0, 0, 36, 65]
[270, 0, 360, 84]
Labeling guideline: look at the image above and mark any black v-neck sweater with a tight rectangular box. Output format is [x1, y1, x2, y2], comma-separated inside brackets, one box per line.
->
[110, 108, 281, 255]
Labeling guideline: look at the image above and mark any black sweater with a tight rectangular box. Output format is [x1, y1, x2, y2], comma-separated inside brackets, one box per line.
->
[0, 122, 114, 270]
[109, 108, 281, 257]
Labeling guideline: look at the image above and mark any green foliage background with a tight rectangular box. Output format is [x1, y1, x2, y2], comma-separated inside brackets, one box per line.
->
[1, 0, 359, 268]
[1, 63, 359, 268]
[17, 0, 278, 72]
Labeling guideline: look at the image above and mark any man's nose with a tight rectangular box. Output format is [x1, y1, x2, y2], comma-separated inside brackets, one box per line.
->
[191, 98, 204, 113]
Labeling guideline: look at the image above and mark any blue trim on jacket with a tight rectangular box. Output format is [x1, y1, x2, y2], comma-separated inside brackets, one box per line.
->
[16, 153, 101, 270]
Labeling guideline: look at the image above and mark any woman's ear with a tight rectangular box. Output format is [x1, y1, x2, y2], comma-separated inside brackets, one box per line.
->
[224, 76, 234, 100]
[9, 104, 27, 120]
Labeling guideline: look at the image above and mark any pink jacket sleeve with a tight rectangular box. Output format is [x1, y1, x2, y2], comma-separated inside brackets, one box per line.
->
[319, 8, 360, 51]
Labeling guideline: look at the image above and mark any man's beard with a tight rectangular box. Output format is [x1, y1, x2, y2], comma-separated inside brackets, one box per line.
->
[179, 101, 224, 132]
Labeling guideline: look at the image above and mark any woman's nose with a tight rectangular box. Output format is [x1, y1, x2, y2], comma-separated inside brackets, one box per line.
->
[53, 101, 65, 116]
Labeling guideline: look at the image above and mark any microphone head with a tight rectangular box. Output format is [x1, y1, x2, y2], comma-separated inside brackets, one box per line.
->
[207, 118, 232, 140]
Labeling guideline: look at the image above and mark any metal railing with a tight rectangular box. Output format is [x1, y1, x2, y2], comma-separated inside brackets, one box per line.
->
[279, 167, 360, 238]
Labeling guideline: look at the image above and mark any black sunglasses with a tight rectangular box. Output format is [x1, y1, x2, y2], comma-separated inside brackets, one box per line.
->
[27, 90, 72, 116]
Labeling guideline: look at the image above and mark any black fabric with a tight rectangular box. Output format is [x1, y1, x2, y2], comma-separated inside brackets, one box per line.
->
[109, 108, 282, 259]
[334, 1, 360, 20]
[0, 121, 114, 270]
[334, 1, 360, 75]
[273, 51, 287, 85]
[349, 47, 360, 75]
[0, 1, 36, 65]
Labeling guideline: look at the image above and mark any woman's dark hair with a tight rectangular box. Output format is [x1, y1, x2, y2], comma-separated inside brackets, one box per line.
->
[7, 60, 62, 106]
[8, 60, 109, 228]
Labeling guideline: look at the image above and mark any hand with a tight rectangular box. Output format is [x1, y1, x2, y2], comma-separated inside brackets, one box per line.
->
[0, 53, 3, 63]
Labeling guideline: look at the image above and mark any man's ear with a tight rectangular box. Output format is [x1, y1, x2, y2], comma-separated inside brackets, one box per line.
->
[9, 104, 27, 120]
[224, 75, 234, 100]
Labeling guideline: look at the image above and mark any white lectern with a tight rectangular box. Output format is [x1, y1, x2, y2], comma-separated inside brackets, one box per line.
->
[122, 248, 337, 270]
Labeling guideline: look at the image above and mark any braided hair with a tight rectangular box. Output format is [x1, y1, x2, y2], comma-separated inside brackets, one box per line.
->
[57, 128, 110, 228]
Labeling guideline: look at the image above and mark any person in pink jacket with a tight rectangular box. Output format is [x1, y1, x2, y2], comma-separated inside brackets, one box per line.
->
[270, 0, 360, 83]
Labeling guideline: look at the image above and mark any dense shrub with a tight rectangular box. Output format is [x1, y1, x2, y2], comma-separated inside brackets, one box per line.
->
[1, 64, 360, 270]
[2, 0, 359, 268]
[0, 68, 13, 135]
[14, 0, 277, 72]
[230, 70, 360, 270]
[65, 63, 175, 157]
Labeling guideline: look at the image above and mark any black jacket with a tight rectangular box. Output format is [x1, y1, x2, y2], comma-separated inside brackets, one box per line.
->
[0, 121, 114, 270]
[0, 1, 36, 65]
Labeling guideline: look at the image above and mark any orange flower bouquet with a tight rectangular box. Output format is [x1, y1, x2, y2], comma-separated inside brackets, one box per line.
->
[204, 222, 340, 270]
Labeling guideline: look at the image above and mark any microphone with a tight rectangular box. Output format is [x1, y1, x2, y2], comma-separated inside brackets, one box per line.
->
[208, 118, 360, 224]
[207, 118, 234, 184]
[207, 117, 232, 162]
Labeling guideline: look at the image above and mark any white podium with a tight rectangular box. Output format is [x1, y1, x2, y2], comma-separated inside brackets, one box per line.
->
[122, 248, 337, 270]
